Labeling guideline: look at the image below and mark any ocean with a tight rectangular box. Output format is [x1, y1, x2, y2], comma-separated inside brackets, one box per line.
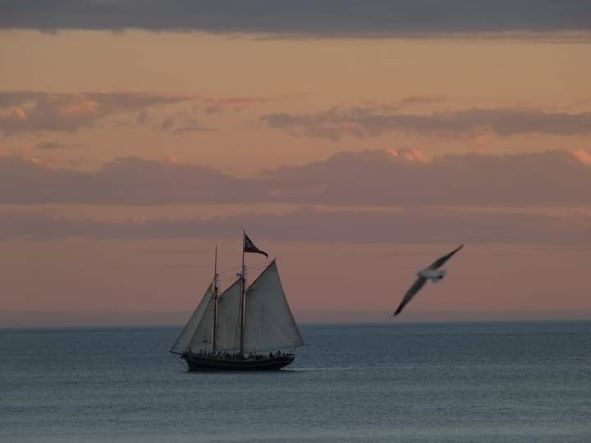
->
[1, 321, 590, 442]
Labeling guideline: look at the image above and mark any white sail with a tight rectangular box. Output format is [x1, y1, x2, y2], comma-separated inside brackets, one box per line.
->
[214, 279, 242, 352]
[243, 260, 304, 353]
[170, 283, 213, 354]
[187, 294, 215, 353]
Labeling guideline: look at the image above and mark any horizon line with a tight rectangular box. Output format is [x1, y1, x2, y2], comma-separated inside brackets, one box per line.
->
[2, 309, 591, 330]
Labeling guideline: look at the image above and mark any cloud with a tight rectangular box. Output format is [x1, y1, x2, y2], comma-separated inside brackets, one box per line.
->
[0, 155, 253, 204]
[261, 107, 591, 140]
[157, 115, 213, 133]
[572, 148, 591, 166]
[0, 91, 276, 135]
[362, 96, 447, 112]
[1, 207, 589, 245]
[262, 149, 591, 206]
[0, 91, 192, 135]
[136, 111, 149, 126]
[172, 120, 213, 133]
[0, 1, 589, 37]
[33, 141, 82, 150]
[159, 116, 175, 131]
[204, 97, 271, 114]
[1, 149, 590, 206]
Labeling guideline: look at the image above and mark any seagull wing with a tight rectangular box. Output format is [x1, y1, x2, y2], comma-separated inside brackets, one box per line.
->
[393, 277, 427, 316]
[427, 244, 464, 270]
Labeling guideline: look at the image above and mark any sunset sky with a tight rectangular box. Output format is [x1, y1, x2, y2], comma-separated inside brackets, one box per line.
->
[1, 1, 590, 327]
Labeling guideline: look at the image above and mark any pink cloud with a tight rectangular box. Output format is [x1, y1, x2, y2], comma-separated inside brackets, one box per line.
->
[572, 148, 591, 166]
[387, 148, 431, 163]
[57, 97, 98, 116]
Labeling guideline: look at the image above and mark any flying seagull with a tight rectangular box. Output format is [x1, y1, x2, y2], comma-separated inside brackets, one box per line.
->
[393, 244, 463, 317]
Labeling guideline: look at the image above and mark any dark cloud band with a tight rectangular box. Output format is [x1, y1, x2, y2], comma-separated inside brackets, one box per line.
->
[1, 1, 589, 35]
[261, 108, 591, 139]
[1, 149, 590, 206]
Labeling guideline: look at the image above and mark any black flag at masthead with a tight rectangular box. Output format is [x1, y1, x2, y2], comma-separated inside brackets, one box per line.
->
[243, 233, 268, 258]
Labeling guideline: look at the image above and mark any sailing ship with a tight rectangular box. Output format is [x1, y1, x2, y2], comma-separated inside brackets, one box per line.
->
[170, 232, 304, 371]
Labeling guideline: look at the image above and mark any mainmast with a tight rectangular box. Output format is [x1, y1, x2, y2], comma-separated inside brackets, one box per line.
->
[239, 231, 246, 355]
[238, 230, 269, 356]
[212, 245, 219, 353]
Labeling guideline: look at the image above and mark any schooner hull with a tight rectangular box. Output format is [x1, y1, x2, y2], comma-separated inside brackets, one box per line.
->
[183, 353, 295, 371]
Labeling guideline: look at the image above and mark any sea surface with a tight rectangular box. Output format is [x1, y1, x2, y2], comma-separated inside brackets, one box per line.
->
[1, 321, 590, 442]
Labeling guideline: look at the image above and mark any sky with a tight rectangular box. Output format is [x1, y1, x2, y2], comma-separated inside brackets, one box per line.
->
[1, 1, 590, 327]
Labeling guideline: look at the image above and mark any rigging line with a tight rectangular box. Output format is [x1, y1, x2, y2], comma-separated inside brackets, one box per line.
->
[171, 353, 188, 371]
[218, 266, 241, 275]
[217, 261, 267, 276]
[218, 276, 246, 287]
[246, 264, 267, 276]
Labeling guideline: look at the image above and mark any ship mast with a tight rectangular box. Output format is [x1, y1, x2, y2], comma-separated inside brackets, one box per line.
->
[239, 230, 246, 356]
[212, 245, 219, 353]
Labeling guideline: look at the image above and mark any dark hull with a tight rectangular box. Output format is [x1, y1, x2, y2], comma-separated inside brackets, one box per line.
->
[183, 353, 294, 371]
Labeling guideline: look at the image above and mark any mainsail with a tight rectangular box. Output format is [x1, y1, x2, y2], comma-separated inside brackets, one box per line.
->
[170, 283, 214, 354]
[243, 260, 304, 353]
[214, 279, 241, 352]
